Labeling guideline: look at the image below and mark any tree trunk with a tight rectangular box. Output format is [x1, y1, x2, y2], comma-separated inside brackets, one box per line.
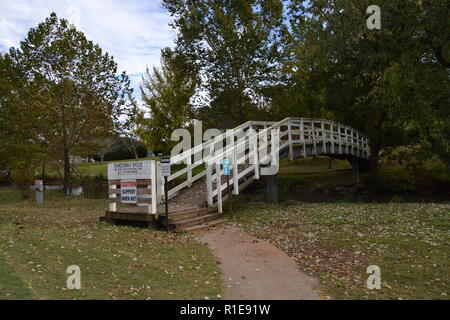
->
[63, 147, 71, 195]
[369, 145, 381, 188]
[133, 147, 139, 160]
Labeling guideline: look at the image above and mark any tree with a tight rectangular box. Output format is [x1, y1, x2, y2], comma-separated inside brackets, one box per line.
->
[95, 136, 117, 162]
[6, 13, 132, 192]
[286, 0, 450, 182]
[118, 94, 145, 160]
[136, 48, 197, 154]
[0, 52, 49, 197]
[163, 0, 286, 128]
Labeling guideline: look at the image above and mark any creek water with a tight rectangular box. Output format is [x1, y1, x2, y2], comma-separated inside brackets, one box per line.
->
[0, 183, 108, 199]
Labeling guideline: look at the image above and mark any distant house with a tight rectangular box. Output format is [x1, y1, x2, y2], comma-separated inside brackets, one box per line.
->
[70, 156, 95, 164]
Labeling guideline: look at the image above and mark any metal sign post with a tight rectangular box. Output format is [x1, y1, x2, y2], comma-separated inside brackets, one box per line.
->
[160, 157, 171, 232]
[222, 159, 232, 218]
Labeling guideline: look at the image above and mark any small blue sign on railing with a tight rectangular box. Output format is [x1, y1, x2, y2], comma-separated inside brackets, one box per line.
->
[222, 159, 231, 176]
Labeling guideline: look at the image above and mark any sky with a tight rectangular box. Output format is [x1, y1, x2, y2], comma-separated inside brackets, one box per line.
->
[0, 0, 176, 100]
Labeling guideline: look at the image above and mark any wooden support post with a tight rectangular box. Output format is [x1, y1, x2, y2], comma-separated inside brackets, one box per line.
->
[301, 119, 306, 158]
[156, 161, 163, 205]
[226, 175, 232, 218]
[252, 132, 260, 180]
[215, 162, 223, 213]
[338, 125, 343, 154]
[288, 119, 293, 160]
[321, 120, 326, 153]
[356, 132, 360, 157]
[150, 160, 157, 214]
[109, 184, 117, 212]
[330, 124, 335, 154]
[351, 129, 355, 155]
[187, 156, 192, 188]
[345, 128, 349, 154]
[232, 150, 239, 195]
[267, 174, 278, 203]
[312, 120, 318, 156]
[206, 164, 213, 207]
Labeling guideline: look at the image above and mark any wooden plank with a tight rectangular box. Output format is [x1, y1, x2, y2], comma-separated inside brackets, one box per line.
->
[106, 211, 155, 222]
[150, 160, 157, 214]
[109, 184, 117, 212]
[330, 124, 335, 154]
[109, 188, 152, 195]
[321, 120, 326, 151]
[109, 179, 152, 186]
[206, 164, 213, 207]
[312, 120, 317, 156]
[215, 162, 223, 213]
[138, 198, 152, 204]
[168, 170, 206, 197]
[109, 195, 152, 202]
[301, 119, 306, 158]
[138, 188, 152, 195]
[288, 119, 293, 160]
[232, 150, 239, 195]
[238, 165, 254, 180]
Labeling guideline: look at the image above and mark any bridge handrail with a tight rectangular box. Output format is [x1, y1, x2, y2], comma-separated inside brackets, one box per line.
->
[157, 117, 370, 209]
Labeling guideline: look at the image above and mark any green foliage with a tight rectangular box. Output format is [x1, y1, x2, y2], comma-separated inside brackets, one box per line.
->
[101, 139, 147, 161]
[3, 13, 133, 191]
[136, 49, 196, 154]
[285, 0, 450, 178]
[163, 0, 286, 128]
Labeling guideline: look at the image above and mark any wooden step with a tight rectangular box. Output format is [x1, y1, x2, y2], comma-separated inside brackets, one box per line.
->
[181, 218, 227, 233]
[168, 207, 214, 222]
[171, 213, 223, 231]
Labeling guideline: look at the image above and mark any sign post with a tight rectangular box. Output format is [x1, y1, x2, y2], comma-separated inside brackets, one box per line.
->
[222, 159, 232, 218]
[35, 180, 44, 204]
[160, 157, 171, 232]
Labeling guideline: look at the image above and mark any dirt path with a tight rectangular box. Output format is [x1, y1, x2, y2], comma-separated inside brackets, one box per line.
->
[198, 225, 319, 300]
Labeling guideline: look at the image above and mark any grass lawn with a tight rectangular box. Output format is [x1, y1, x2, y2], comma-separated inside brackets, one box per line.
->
[227, 158, 450, 300]
[0, 190, 223, 300]
[230, 202, 449, 300]
[44, 157, 206, 189]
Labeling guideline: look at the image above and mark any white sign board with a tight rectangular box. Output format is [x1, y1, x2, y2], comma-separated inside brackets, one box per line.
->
[108, 161, 151, 180]
[120, 180, 137, 204]
[160, 157, 171, 177]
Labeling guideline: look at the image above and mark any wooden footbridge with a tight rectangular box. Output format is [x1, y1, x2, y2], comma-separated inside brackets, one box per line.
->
[103, 118, 370, 231]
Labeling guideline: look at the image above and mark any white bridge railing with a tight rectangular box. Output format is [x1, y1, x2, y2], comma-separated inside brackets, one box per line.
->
[156, 117, 370, 213]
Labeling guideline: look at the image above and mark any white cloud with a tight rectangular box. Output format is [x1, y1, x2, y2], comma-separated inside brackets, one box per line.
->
[0, 0, 175, 100]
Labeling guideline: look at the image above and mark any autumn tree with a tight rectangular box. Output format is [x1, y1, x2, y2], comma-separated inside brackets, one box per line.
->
[0, 52, 49, 197]
[136, 48, 197, 154]
[6, 13, 132, 192]
[163, 0, 286, 128]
